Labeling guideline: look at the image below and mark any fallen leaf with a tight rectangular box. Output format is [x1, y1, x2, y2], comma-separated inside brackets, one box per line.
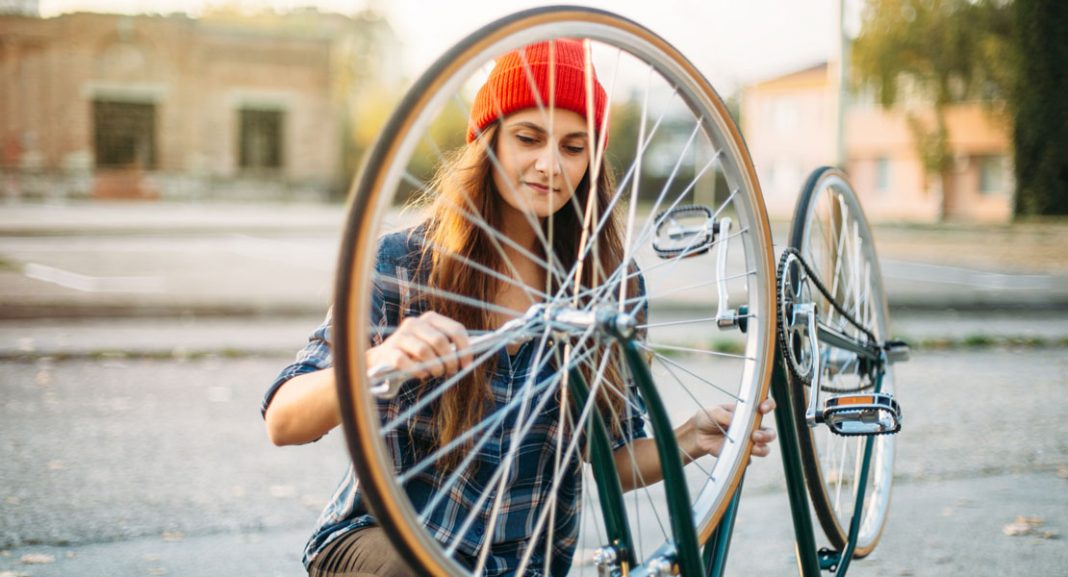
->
[147, 568, 168, 576]
[1004, 515, 1046, 537]
[20, 553, 55, 564]
[1003, 521, 1032, 536]
[0, 571, 30, 577]
[47, 460, 64, 471]
[161, 531, 184, 542]
[1057, 465, 1068, 480]
[1038, 530, 1060, 540]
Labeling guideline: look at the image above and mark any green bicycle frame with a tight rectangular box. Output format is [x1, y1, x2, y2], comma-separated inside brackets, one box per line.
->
[703, 350, 885, 577]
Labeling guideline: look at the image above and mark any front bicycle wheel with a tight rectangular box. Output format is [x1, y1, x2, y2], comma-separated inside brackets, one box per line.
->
[786, 167, 896, 557]
[334, 7, 776, 575]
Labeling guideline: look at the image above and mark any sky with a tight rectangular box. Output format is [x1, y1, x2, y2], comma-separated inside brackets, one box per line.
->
[37, 0, 859, 94]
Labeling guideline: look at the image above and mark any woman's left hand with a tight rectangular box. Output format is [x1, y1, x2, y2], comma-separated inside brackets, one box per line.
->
[691, 398, 777, 459]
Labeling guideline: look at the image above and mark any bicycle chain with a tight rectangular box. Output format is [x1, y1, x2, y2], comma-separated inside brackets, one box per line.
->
[775, 247, 879, 388]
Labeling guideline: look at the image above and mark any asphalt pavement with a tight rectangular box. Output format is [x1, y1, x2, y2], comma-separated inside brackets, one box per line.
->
[1, 200, 1066, 576]
[1, 200, 1068, 321]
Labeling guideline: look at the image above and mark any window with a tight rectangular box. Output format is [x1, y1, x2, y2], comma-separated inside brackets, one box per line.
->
[875, 157, 890, 193]
[772, 98, 800, 132]
[239, 108, 284, 170]
[979, 155, 1006, 195]
[93, 100, 157, 168]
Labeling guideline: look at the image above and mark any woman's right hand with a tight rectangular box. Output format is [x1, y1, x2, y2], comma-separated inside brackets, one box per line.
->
[367, 311, 473, 379]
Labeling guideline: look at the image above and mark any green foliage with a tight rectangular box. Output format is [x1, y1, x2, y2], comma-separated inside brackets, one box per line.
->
[1012, 0, 1068, 216]
[852, 0, 1015, 216]
[853, 0, 1014, 108]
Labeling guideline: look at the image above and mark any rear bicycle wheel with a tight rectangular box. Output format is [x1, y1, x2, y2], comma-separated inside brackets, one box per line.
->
[786, 167, 896, 557]
[333, 7, 776, 575]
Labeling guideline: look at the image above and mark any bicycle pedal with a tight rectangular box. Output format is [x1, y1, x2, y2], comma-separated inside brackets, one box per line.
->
[822, 392, 901, 436]
[652, 205, 718, 259]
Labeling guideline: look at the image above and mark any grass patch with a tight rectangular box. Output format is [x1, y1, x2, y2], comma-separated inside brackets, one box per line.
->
[962, 334, 996, 348]
[904, 334, 1063, 351]
[0, 254, 21, 271]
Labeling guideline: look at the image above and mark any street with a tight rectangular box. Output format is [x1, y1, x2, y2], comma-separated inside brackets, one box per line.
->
[1, 320, 1066, 576]
[2, 202, 1067, 576]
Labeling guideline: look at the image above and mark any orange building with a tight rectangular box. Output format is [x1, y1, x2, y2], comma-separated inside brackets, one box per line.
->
[742, 62, 1013, 222]
[0, 8, 398, 201]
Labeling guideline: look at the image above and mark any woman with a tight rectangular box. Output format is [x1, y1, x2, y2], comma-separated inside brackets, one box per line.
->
[262, 39, 776, 577]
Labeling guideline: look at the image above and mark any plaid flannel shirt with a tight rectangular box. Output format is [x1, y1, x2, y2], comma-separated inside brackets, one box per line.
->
[262, 226, 647, 576]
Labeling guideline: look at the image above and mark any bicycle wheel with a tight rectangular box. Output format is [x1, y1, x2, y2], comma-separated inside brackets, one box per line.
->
[786, 167, 896, 557]
[334, 7, 776, 575]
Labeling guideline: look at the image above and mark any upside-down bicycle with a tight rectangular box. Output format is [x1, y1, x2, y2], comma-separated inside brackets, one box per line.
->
[332, 6, 908, 576]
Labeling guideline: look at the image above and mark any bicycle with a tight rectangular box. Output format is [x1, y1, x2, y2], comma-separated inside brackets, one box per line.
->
[331, 6, 907, 576]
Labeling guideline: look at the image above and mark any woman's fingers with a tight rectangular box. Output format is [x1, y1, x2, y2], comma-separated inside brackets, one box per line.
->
[388, 313, 472, 378]
[404, 317, 458, 376]
[749, 425, 776, 458]
[377, 346, 427, 380]
[421, 312, 472, 370]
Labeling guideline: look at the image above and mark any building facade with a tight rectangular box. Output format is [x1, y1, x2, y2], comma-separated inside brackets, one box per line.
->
[742, 62, 1013, 222]
[0, 8, 398, 201]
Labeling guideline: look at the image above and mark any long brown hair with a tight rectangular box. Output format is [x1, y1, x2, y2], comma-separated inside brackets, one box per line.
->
[416, 123, 639, 470]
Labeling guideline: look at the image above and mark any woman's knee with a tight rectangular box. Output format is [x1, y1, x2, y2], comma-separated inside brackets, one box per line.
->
[310, 527, 415, 577]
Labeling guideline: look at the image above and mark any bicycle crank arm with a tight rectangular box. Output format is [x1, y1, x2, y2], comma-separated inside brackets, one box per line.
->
[815, 321, 881, 362]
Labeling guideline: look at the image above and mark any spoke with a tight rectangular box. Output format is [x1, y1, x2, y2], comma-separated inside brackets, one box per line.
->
[621, 269, 756, 307]
[618, 64, 653, 310]
[475, 328, 557, 575]
[402, 171, 561, 282]
[443, 327, 600, 560]
[419, 336, 600, 532]
[548, 88, 677, 308]
[654, 356, 733, 449]
[379, 335, 515, 435]
[513, 338, 632, 576]
[607, 360, 673, 546]
[636, 316, 723, 330]
[372, 270, 523, 321]
[398, 329, 555, 485]
[643, 341, 753, 361]
[645, 347, 744, 402]
[629, 226, 748, 287]
[428, 237, 551, 301]
[451, 97, 573, 290]
[573, 129, 717, 307]
[413, 136, 549, 304]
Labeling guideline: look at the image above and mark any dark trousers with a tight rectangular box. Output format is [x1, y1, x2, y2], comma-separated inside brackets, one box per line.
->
[307, 527, 416, 577]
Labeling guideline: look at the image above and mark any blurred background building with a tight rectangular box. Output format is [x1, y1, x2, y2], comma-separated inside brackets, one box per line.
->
[0, 4, 400, 201]
[0, 0, 1060, 223]
[743, 61, 1012, 223]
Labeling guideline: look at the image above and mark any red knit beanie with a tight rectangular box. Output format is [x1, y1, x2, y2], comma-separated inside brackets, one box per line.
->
[467, 39, 608, 143]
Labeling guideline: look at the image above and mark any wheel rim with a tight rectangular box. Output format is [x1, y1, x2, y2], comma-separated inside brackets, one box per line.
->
[334, 7, 776, 575]
[790, 169, 895, 555]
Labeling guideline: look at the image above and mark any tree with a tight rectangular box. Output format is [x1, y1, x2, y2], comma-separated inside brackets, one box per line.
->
[1012, 0, 1068, 216]
[852, 0, 1014, 218]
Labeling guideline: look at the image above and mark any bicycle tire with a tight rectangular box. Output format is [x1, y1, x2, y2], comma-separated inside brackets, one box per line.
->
[787, 166, 896, 557]
[334, 6, 777, 575]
